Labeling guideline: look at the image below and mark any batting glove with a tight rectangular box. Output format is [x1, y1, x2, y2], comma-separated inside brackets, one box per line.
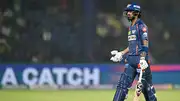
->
[139, 57, 148, 70]
[110, 50, 123, 62]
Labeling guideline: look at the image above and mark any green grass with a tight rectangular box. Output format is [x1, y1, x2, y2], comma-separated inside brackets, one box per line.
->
[0, 89, 179, 101]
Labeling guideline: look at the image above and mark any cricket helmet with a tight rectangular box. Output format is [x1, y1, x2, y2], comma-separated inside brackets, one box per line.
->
[124, 3, 141, 12]
[123, 3, 142, 19]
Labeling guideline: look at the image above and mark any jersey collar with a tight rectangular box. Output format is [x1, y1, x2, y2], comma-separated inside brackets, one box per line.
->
[135, 18, 140, 25]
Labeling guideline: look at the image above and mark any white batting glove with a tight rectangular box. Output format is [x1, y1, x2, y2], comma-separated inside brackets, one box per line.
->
[111, 50, 118, 55]
[139, 57, 148, 70]
[110, 50, 123, 62]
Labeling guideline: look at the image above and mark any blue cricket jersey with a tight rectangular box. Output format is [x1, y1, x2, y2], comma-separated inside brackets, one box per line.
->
[128, 19, 148, 56]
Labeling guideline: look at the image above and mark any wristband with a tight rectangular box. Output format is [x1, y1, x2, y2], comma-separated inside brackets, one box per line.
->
[140, 57, 145, 60]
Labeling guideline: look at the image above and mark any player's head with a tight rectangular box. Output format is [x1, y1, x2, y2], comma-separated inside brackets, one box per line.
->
[123, 3, 141, 21]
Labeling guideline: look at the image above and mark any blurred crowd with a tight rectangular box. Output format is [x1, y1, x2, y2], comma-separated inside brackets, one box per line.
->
[0, 0, 180, 64]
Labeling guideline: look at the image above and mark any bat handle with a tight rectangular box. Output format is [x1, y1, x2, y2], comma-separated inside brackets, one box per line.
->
[136, 69, 143, 95]
[133, 69, 143, 101]
[138, 69, 143, 82]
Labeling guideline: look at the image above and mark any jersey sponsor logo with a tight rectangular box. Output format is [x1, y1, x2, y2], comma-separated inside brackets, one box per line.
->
[128, 31, 131, 35]
[128, 35, 136, 41]
[142, 27, 147, 32]
[132, 30, 136, 34]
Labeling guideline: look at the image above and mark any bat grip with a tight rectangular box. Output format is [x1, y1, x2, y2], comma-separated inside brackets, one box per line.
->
[138, 69, 143, 82]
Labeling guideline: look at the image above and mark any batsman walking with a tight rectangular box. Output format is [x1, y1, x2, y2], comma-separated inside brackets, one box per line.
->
[110, 3, 157, 101]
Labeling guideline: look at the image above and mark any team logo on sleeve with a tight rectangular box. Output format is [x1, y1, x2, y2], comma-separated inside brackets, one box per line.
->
[142, 27, 147, 32]
[143, 32, 148, 37]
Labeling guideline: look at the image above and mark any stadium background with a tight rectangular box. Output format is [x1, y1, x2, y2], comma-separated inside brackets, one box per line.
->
[0, 0, 180, 101]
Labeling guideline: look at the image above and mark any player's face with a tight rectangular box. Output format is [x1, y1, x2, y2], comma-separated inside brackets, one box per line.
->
[127, 11, 134, 20]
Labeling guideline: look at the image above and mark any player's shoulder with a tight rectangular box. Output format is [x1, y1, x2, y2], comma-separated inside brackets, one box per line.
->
[137, 19, 148, 31]
[137, 19, 147, 27]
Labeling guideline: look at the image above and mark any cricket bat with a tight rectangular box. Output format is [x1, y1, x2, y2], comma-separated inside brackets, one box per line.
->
[133, 69, 143, 101]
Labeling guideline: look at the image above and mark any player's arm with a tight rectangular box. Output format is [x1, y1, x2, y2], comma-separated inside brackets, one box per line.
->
[121, 47, 129, 55]
[140, 26, 149, 59]
[140, 40, 148, 59]
[139, 25, 149, 70]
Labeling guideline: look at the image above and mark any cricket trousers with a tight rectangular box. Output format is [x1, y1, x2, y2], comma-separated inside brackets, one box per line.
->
[113, 55, 157, 101]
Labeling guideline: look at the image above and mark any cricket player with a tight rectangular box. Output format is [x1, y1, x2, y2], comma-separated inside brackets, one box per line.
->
[110, 3, 157, 101]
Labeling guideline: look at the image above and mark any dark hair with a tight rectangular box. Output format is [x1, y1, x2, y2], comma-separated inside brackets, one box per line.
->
[133, 11, 141, 18]
[138, 12, 141, 18]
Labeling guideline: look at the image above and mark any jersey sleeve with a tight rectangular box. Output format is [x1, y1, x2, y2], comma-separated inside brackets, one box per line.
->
[139, 24, 148, 41]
